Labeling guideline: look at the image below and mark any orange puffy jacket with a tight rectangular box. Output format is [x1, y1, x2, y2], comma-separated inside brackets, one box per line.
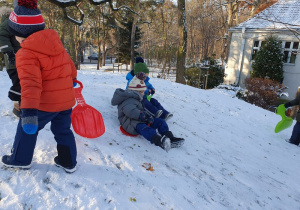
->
[16, 29, 77, 112]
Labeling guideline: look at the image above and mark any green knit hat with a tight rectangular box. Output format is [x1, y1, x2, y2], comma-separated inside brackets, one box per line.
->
[134, 63, 149, 75]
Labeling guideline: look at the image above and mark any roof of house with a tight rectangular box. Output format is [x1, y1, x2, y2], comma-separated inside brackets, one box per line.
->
[233, 0, 300, 30]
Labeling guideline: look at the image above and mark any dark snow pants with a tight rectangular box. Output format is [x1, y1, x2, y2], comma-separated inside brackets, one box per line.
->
[6, 68, 21, 101]
[10, 109, 77, 167]
[143, 97, 169, 118]
[290, 121, 300, 146]
[136, 118, 169, 143]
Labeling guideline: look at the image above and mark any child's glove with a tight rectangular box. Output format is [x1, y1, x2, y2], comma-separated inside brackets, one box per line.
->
[6, 51, 16, 65]
[284, 102, 292, 108]
[149, 88, 155, 95]
[146, 115, 154, 125]
[139, 111, 148, 122]
[73, 78, 78, 87]
[21, 109, 38, 134]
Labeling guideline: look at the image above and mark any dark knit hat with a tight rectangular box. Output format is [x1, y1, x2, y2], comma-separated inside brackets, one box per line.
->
[8, 0, 45, 38]
[134, 63, 149, 75]
[135, 57, 144, 63]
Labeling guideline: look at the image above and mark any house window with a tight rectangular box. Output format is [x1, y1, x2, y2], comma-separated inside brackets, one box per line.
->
[251, 40, 266, 60]
[251, 40, 299, 64]
[282, 41, 299, 64]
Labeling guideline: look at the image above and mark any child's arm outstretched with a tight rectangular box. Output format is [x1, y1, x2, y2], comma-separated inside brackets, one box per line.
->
[144, 77, 155, 95]
[285, 95, 300, 108]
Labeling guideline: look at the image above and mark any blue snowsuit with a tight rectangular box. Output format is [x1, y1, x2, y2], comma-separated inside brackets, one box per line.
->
[10, 109, 77, 167]
[125, 70, 169, 118]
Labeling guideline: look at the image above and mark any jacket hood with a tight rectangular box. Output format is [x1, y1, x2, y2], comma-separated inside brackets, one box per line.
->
[20, 29, 65, 56]
[111, 88, 142, 106]
[0, 7, 12, 17]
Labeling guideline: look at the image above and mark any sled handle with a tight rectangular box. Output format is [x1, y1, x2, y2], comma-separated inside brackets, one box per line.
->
[146, 94, 153, 101]
[275, 104, 286, 117]
[73, 79, 86, 106]
[74, 79, 83, 89]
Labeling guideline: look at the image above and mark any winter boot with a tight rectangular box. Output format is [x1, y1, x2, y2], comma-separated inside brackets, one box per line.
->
[164, 113, 173, 121]
[155, 110, 163, 118]
[12, 107, 21, 118]
[12, 102, 21, 118]
[151, 134, 171, 152]
[163, 131, 185, 148]
[1, 155, 32, 169]
[54, 156, 76, 173]
[170, 137, 185, 148]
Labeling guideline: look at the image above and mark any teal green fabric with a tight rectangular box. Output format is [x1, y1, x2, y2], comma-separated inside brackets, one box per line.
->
[134, 63, 149, 74]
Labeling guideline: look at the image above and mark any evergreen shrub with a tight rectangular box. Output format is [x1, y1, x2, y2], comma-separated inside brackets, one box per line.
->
[185, 60, 225, 89]
[251, 35, 284, 83]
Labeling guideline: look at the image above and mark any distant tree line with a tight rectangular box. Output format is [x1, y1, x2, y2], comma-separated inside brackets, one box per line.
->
[2, 0, 278, 86]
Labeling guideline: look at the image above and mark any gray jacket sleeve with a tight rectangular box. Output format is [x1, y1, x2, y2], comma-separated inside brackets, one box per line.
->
[289, 95, 300, 107]
[121, 98, 141, 120]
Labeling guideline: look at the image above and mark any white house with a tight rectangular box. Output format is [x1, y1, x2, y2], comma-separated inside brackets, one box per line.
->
[224, 0, 300, 99]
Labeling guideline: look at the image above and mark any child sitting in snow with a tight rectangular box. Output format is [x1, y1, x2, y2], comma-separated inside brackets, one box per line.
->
[1, 0, 77, 173]
[125, 57, 172, 120]
[112, 72, 184, 152]
[283, 86, 300, 146]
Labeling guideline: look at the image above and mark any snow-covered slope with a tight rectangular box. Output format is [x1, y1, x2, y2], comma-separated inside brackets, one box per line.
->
[0, 66, 299, 210]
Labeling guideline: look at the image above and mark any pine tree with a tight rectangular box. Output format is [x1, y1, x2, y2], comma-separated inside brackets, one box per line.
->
[115, 13, 142, 64]
[251, 35, 284, 83]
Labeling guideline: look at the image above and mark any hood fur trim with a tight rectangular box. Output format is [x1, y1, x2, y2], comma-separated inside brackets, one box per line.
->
[0, 7, 12, 17]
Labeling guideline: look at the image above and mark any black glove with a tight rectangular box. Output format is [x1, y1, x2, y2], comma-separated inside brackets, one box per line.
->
[6, 51, 16, 65]
[146, 115, 154, 125]
[284, 102, 292, 108]
[149, 88, 155, 95]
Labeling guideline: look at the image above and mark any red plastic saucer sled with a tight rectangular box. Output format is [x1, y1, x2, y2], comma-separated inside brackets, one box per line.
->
[120, 126, 138, 137]
[71, 80, 105, 138]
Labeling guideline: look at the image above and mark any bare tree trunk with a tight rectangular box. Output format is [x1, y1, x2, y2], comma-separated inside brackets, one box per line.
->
[130, 17, 138, 70]
[97, 43, 102, 70]
[225, 0, 239, 62]
[189, 17, 194, 64]
[161, 7, 167, 79]
[102, 42, 106, 66]
[130, 1, 140, 70]
[75, 25, 81, 70]
[176, 0, 187, 84]
[69, 24, 77, 69]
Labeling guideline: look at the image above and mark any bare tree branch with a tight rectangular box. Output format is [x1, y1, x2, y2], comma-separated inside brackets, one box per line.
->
[47, 0, 80, 8]
[46, 0, 139, 25]
[62, 4, 84, 25]
[108, 2, 139, 15]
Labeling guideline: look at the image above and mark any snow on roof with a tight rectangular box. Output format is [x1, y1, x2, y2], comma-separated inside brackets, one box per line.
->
[234, 0, 300, 30]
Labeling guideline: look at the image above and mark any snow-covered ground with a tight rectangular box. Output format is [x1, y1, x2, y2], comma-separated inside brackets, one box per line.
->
[0, 63, 299, 210]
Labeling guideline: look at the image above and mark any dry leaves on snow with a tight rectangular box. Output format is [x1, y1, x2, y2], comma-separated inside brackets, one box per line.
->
[142, 163, 154, 171]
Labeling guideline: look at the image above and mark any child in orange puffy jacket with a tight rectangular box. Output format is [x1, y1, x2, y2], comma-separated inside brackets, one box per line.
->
[1, 0, 78, 173]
